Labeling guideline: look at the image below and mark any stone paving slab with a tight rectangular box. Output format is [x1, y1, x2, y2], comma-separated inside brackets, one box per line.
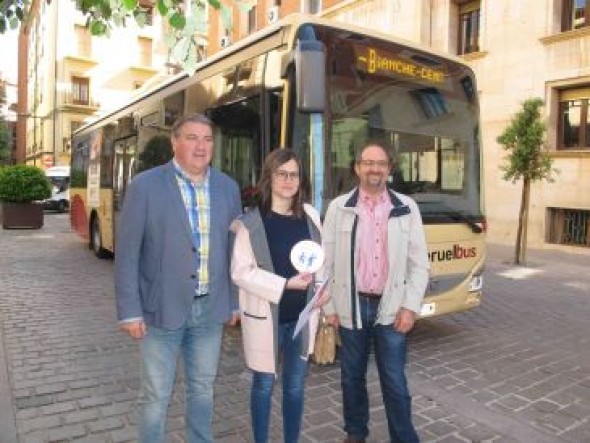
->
[1, 214, 589, 442]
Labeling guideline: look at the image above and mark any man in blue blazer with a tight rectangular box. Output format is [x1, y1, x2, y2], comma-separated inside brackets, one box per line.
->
[115, 114, 241, 443]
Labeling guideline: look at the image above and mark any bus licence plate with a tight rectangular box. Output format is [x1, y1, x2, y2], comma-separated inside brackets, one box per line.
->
[420, 302, 435, 316]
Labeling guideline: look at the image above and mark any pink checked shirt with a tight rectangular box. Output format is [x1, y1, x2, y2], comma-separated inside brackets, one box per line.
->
[356, 189, 393, 295]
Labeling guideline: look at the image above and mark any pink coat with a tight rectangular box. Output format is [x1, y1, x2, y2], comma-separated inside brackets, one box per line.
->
[231, 204, 323, 374]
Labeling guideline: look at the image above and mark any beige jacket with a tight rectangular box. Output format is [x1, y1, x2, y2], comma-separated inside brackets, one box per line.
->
[231, 204, 323, 374]
[322, 188, 430, 329]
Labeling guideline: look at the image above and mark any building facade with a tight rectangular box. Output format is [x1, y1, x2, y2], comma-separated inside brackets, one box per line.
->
[16, 0, 173, 169]
[209, 0, 590, 250]
[207, 0, 342, 54]
[17, 0, 588, 250]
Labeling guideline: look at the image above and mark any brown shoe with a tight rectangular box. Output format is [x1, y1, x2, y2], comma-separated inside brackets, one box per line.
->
[343, 438, 365, 443]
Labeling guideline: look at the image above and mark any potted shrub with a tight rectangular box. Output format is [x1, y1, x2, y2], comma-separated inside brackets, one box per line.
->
[0, 164, 52, 229]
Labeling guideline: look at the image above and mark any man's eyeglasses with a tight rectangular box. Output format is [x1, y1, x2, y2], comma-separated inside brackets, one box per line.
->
[274, 170, 300, 181]
[358, 159, 390, 168]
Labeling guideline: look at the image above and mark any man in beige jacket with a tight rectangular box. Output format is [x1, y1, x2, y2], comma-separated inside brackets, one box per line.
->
[323, 142, 429, 443]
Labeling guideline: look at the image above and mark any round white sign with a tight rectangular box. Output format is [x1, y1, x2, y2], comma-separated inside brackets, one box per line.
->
[290, 240, 325, 273]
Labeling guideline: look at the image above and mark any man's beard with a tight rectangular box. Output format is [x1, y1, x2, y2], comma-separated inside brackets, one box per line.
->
[365, 174, 385, 189]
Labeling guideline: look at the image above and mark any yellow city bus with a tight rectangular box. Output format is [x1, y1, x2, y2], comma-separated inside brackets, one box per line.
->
[70, 13, 485, 318]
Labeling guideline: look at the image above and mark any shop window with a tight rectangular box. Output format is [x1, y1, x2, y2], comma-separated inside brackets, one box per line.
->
[458, 1, 481, 55]
[562, 0, 589, 31]
[558, 87, 590, 149]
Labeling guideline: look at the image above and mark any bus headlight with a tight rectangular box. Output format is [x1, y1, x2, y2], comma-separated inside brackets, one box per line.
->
[469, 274, 483, 292]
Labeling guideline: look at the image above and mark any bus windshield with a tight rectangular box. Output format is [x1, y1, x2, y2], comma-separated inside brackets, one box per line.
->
[310, 27, 484, 226]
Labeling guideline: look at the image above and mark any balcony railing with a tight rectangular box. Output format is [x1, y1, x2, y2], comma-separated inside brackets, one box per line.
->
[62, 91, 100, 109]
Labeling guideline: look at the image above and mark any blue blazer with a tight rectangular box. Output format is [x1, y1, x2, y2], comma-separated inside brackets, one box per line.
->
[115, 161, 242, 329]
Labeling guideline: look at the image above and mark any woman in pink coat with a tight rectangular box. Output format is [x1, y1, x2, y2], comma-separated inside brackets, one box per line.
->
[231, 149, 328, 443]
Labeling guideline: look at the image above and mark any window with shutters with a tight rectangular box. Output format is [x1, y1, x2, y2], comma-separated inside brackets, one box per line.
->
[71, 76, 89, 105]
[458, 1, 481, 55]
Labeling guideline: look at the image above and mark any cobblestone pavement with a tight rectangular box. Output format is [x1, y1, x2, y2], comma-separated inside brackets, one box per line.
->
[1, 213, 589, 443]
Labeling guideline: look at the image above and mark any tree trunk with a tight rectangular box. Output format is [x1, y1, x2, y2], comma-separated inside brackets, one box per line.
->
[521, 178, 531, 264]
[514, 180, 526, 264]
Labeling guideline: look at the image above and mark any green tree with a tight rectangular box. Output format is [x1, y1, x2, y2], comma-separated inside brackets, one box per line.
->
[496, 98, 558, 265]
[137, 134, 173, 172]
[0, 0, 255, 74]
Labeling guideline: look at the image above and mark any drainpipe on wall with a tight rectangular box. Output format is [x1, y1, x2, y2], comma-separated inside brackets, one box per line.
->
[52, 0, 58, 167]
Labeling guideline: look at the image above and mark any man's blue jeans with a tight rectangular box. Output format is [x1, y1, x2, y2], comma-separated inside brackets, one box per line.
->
[339, 297, 419, 443]
[250, 321, 308, 443]
[138, 296, 223, 443]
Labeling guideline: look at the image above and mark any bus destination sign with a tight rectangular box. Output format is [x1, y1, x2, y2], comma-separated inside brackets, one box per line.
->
[355, 46, 445, 85]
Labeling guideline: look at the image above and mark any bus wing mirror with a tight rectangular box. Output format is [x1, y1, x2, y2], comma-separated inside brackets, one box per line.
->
[294, 40, 326, 113]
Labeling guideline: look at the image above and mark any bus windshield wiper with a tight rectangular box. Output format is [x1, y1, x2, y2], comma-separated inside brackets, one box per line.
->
[420, 201, 483, 234]
[440, 209, 483, 233]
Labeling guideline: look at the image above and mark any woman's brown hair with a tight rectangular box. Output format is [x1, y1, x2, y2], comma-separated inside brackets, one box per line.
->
[256, 148, 308, 218]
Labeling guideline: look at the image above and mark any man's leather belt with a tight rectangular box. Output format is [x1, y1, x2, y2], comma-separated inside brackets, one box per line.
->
[358, 291, 382, 298]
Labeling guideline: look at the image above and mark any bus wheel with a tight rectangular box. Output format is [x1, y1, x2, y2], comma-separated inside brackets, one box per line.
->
[91, 217, 111, 259]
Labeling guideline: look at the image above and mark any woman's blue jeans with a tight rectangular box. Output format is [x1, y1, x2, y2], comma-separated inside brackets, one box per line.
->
[250, 321, 308, 443]
[138, 296, 223, 443]
[339, 297, 419, 443]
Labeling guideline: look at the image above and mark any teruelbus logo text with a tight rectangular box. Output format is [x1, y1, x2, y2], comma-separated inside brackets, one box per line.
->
[429, 245, 476, 262]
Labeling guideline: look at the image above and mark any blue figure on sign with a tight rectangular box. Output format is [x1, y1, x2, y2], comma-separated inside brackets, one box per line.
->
[298, 251, 307, 268]
[307, 252, 317, 268]
[299, 251, 318, 268]
[297, 250, 318, 271]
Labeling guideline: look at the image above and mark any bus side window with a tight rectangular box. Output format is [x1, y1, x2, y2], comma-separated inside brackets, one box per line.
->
[208, 96, 263, 210]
